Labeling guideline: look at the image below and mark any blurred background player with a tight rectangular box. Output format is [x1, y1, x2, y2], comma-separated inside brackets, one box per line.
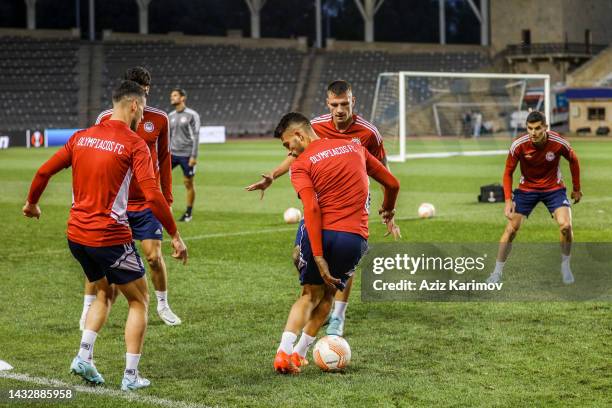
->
[271, 112, 400, 374]
[169, 88, 200, 222]
[23, 80, 188, 390]
[79, 66, 182, 328]
[486, 111, 581, 285]
[246, 80, 392, 337]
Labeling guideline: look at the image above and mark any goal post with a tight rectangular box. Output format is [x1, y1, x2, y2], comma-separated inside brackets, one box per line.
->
[371, 71, 551, 162]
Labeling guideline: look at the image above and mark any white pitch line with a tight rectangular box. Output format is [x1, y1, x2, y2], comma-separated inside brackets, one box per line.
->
[6, 196, 611, 260]
[3, 227, 298, 259]
[0, 372, 214, 408]
[185, 226, 297, 241]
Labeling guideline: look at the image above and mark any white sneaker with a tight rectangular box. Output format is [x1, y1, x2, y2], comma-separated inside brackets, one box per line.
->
[561, 264, 575, 284]
[486, 271, 502, 284]
[121, 372, 150, 391]
[158, 307, 182, 326]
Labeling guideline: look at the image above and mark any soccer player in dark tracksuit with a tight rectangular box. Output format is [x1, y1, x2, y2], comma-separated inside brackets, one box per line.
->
[169, 88, 200, 222]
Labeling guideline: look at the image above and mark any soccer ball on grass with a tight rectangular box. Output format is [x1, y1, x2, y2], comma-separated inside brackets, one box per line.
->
[313, 335, 351, 372]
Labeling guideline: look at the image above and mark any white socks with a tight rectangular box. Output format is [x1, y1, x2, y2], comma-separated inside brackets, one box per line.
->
[78, 330, 97, 363]
[83, 295, 96, 308]
[155, 291, 168, 311]
[277, 331, 297, 355]
[561, 254, 571, 265]
[81, 295, 96, 320]
[125, 353, 141, 377]
[294, 333, 316, 358]
[493, 261, 505, 275]
[331, 301, 348, 320]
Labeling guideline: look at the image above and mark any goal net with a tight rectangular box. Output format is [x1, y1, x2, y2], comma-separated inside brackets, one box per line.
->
[370, 72, 551, 162]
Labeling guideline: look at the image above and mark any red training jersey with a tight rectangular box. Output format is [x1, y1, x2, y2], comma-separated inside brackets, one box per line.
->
[290, 138, 394, 241]
[310, 113, 387, 163]
[27, 120, 177, 246]
[503, 131, 581, 200]
[96, 106, 172, 211]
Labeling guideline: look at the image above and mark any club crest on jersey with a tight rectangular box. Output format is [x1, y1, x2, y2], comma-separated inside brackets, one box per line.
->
[546, 152, 555, 161]
[144, 121, 154, 132]
[351, 137, 361, 145]
[180, 116, 188, 123]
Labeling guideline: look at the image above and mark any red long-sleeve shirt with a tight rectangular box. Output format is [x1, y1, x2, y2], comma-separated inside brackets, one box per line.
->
[310, 114, 387, 162]
[27, 120, 177, 246]
[290, 138, 399, 256]
[96, 106, 173, 210]
[503, 131, 580, 200]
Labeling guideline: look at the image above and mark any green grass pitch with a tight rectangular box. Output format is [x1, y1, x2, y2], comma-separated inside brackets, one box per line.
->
[0, 138, 610, 407]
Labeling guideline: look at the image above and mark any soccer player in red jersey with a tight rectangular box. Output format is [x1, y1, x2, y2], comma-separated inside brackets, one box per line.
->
[79, 67, 182, 328]
[270, 112, 400, 374]
[246, 80, 394, 337]
[23, 81, 188, 390]
[486, 111, 582, 285]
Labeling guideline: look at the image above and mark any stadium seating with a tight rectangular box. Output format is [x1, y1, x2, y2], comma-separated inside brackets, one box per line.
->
[0, 36, 80, 131]
[311, 50, 491, 119]
[0, 34, 492, 136]
[101, 41, 304, 136]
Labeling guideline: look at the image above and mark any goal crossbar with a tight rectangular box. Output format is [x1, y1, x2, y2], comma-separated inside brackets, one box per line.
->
[371, 71, 551, 162]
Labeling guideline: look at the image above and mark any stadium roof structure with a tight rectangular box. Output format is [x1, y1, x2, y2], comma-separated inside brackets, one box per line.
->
[565, 88, 612, 99]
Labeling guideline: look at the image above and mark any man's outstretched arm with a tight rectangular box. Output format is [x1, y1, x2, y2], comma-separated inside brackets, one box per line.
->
[24, 141, 73, 218]
[244, 155, 296, 199]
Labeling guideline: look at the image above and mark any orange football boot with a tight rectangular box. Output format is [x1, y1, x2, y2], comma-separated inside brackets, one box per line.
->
[273, 351, 300, 374]
[291, 352, 309, 368]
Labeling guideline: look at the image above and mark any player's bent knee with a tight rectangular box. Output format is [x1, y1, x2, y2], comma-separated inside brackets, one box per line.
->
[505, 223, 520, 237]
[559, 222, 572, 235]
[145, 253, 163, 270]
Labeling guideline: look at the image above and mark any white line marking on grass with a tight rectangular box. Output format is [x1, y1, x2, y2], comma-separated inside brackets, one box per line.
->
[8, 196, 612, 260]
[5, 227, 298, 259]
[185, 227, 297, 241]
[406, 150, 508, 159]
[0, 372, 215, 408]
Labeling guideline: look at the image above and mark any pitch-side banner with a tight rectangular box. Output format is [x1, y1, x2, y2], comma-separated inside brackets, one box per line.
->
[199, 126, 226, 144]
[360, 243, 612, 301]
[0, 130, 27, 148]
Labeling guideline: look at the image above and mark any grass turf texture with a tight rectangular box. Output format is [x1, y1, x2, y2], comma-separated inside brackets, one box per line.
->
[0, 139, 610, 407]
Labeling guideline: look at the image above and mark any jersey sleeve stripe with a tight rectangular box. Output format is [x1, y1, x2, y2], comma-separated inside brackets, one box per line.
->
[95, 109, 113, 125]
[510, 136, 530, 155]
[510, 135, 529, 149]
[144, 106, 169, 119]
[548, 135, 571, 149]
[355, 118, 383, 144]
[310, 114, 332, 122]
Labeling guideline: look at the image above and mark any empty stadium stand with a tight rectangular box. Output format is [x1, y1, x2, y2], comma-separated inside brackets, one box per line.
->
[100, 41, 305, 136]
[0, 36, 80, 131]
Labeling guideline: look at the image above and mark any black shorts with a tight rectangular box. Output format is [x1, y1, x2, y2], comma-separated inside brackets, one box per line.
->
[513, 187, 570, 217]
[297, 228, 368, 291]
[127, 209, 163, 241]
[171, 154, 196, 177]
[68, 240, 145, 285]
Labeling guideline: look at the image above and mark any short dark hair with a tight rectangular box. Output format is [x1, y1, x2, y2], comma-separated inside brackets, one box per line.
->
[112, 80, 145, 103]
[123, 66, 151, 87]
[327, 80, 352, 96]
[526, 110, 546, 124]
[172, 88, 187, 98]
[274, 112, 311, 139]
